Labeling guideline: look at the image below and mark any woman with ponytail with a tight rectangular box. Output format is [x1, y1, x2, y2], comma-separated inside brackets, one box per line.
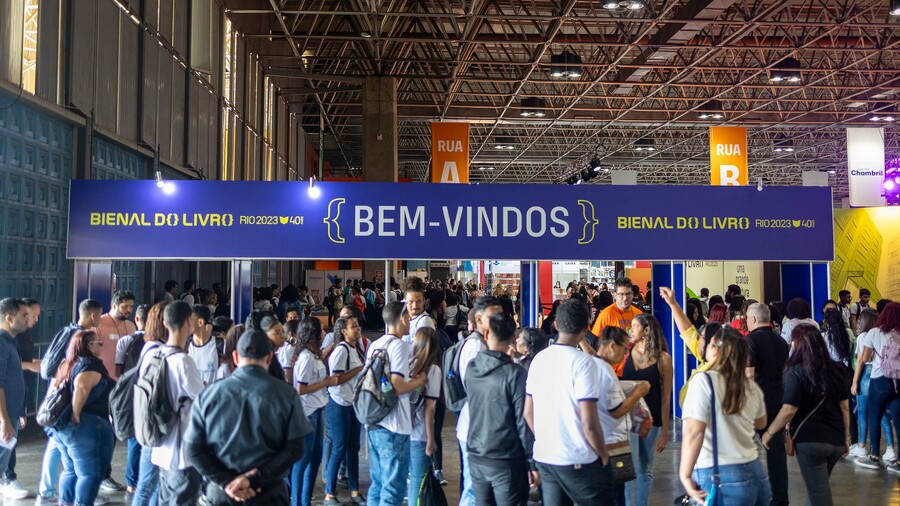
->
[680, 327, 769, 505]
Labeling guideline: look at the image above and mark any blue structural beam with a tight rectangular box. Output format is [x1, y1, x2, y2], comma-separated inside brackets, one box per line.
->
[232, 260, 253, 325]
[73, 261, 113, 320]
[652, 261, 686, 419]
[520, 261, 539, 328]
[781, 262, 831, 323]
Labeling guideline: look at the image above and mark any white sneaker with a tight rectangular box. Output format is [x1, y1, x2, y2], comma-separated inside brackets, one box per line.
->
[883, 446, 897, 463]
[848, 443, 867, 458]
[3, 479, 30, 499]
[93, 494, 110, 505]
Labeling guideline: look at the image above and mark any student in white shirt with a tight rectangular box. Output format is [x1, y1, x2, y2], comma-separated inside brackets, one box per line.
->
[186, 305, 219, 385]
[595, 326, 651, 505]
[449, 296, 502, 505]
[365, 302, 428, 506]
[276, 320, 301, 383]
[407, 327, 442, 503]
[322, 315, 366, 505]
[524, 298, 612, 505]
[214, 324, 243, 382]
[141, 301, 205, 504]
[680, 327, 768, 505]
[290, 317, 339, 506]
[403, 276, 435, 346]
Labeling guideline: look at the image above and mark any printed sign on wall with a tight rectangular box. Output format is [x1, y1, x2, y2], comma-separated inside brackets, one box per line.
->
[710, 126, 748, 186]
[847, 128, 886, 207]
[68, 181, 834, 262]
[431, 122, 469, 183]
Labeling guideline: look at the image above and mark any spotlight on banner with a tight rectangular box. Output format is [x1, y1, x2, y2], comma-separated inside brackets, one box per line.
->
[884, 158, 900, 206]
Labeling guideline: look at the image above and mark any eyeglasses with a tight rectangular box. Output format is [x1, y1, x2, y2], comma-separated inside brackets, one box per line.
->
[614, 292, 633, 298]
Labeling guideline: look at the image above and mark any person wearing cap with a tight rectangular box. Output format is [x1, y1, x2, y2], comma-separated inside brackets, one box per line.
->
[184, 329, 312, 505]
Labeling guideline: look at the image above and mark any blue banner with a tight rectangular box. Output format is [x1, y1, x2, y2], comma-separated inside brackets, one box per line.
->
[66, 181, 834, 261]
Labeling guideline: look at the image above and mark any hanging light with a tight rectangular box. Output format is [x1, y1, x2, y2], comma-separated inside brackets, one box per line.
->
[885, 158, 900, 205]
[697, 100, 725, 120]
[308, 176, 321, 198]
[590, 159, 603, 173]
[870, 103, 896, 122]
[604, 0, 644, 9]
[633, 138, 656, 151]
[549, 51, 584, 79]
[768, 57, 803, 84]
[519, 97, 548, 117]
[494, 137, 516, 150]
[155, 170, 165, 188]
[773, 135, 795, 153]
[891, 0, 900, 16]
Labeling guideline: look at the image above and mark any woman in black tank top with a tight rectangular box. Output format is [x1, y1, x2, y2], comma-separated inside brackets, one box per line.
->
[620, 314, 673, 506]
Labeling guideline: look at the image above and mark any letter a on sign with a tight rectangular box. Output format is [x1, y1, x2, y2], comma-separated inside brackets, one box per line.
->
[431, 122, 469, 183]
[709, 126, 747, 186]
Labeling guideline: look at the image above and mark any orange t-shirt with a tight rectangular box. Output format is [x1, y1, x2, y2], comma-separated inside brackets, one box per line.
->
[94, 313, 136, 379]
[591, 304, 643, 376]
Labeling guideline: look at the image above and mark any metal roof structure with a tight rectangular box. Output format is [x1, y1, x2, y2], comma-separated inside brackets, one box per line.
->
[226, 0, 900, 199]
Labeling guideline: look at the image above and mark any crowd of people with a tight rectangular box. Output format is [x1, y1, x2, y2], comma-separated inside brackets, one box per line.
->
[0, 276, 898, 506]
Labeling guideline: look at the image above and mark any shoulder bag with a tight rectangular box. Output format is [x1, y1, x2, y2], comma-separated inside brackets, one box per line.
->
[785, 394, 826, 457]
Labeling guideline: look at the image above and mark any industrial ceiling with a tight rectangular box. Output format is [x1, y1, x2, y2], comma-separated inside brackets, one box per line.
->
[225, 0, 900, 200]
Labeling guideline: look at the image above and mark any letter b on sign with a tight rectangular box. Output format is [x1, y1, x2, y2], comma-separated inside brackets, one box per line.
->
[718, 165, 740, 186]
[709, 126, 747, 186]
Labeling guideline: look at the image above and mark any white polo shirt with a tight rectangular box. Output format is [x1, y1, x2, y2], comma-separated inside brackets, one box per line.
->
[526, 343, 601, 466]
[455, 335, 486, 443]
[366, 335, 411, 435]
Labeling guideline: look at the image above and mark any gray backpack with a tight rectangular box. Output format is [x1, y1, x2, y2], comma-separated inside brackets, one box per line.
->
[353, 338, 398, 426]
[133, 346, 183, 447]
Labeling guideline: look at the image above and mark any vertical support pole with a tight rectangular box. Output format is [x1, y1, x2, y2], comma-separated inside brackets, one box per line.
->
[231, 260, 253, 325]
[519, 261, 539, 328]
[652, 261, 685, 418]
[811, 262, 831, 323]
[73, 260, 114, 320]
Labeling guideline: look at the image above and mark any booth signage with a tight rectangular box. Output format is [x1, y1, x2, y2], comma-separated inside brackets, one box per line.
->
[67, 181, 834, 261]
[709, 126, 748, 186]
[846, 128, 886, 207]
[431, 122, 470, 183]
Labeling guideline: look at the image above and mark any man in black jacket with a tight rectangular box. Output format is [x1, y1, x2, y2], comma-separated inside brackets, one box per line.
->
[184, 330, 311, 505]
[745, 303, 789, 506]
[465, 312, 538, 505]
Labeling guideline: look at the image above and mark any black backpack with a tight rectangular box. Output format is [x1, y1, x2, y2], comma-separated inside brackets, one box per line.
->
[109, 356, 143, 440]
[41, 324, 82, 380]
[442, 335, 480, 413]
[353, 338, 399, 426]
[122, 332, 146, 374]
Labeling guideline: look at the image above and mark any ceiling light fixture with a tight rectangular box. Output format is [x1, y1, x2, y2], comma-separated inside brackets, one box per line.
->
[360, 31, 373, 38]
[891, 0, 900, 16]
[519, 97, 548, 117]
[590, 158, 603, 172]
[633, 138, 656, 151]
[698, 100, 725, 120]
[549, 51, 583, 79]
[604, 0, 644, 9]
[768, 57, 803, 84]
[885, 158, 900, 205]
[773, 135, 795, 153]
[494, 137, 516, 150]
[308, 176, 321, 199]
[870, 103, 896, 122]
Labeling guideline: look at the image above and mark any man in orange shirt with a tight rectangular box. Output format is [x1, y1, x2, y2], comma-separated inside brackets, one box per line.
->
[591, 277, 642, 375]
[94, 290, 137, 380]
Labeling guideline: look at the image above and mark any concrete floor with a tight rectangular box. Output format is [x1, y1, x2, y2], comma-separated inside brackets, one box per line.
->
[3, 417, 900, 505]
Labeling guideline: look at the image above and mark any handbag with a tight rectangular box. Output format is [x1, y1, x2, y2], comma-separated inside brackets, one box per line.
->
[416, 463, 448, 506]
[784, 394, 826, 457]
[607, 440, 636, 484]
[620, 380, 654, 438]
[36, 378, 71, 428]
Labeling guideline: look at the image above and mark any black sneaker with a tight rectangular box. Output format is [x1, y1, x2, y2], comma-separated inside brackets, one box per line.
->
[434, 470, 448, 486]
[854, 455, 881, 469]
[323, 498, 344, 506]
[99, 477, 124, 492]
[348, 494, 366, 505]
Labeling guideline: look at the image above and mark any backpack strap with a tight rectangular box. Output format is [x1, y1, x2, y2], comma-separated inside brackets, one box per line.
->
[702, 372, 719, 488]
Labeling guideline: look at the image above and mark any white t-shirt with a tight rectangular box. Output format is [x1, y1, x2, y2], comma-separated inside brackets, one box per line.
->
[180, 293, 196, 306]
[294, 349, 329, 414]
[187, 337, 220, 385]
[322, 332, 335, 350]
[455, 335, 487, 443]
[115, 332, 143, 366]
[146, 349, 205, 471]
[328, 342, 363, 406]
[410, 364, 442, 442]
[276, 343, 296, 370]
[681, 370, 765, 468]
[594, 357, 630, 444]
[525, 344, 601, 466]
[859, 328, 898, 379]
[366, 335, 411, 435]
[214, 362, 233, 382]
[405, 313, 436, 346]
[780, 318, 818, 346]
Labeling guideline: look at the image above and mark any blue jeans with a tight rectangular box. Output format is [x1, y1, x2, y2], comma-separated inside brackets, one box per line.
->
[367, 427, 410, 506]
[408, 440, 430, 502]
[55, 414, 115, 506]
[324, 400, 360, 495]
[867, 376, 900, 457]
[291, 409, 324, 506]
[39, 434, 61, 496]
[126, 437, 141, 489]
[692, 459, 771, 506]
[0, 427, 18, 483]
[857, 365, 894, 447]
[625, 426, 660, 506]
[458, 441, 476, 506]
[131, 444, 159, 506]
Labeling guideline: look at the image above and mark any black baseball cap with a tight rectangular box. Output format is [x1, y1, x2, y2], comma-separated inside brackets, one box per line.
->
[237, 329, 272, 359]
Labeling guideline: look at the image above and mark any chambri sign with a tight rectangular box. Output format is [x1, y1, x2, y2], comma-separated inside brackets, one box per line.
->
[67, 181, 834, 262]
